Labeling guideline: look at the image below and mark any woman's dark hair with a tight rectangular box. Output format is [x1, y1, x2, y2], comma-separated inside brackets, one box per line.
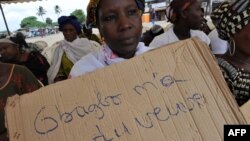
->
[9, 36, 28, 51]
[58, 15, 82, 35]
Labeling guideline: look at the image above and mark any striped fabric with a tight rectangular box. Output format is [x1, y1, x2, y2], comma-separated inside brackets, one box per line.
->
[211, 0, 250, 40]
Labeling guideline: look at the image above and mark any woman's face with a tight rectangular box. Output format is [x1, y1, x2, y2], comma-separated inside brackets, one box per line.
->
[0, 43, 19, 62]
[184, 0, 203, 30]
[234, 23, 250, 56]
[62, 23, 78, 42]
[97, 0, 142, 59]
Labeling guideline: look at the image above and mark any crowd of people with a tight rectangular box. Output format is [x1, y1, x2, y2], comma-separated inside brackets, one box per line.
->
[0, 0, 250, 140]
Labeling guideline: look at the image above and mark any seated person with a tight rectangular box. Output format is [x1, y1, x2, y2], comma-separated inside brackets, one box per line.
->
[0, 63, 42, 141]
[209, 3, 229, 57]
[149, 0, 210, 48]
[15, 32, 43, 52]
[212, 0, 250, 106]
[82, 23, 102, 44]
[140, 24, 164, 46]
[0, 37, 50, 85]
[47, 15, 100, 83]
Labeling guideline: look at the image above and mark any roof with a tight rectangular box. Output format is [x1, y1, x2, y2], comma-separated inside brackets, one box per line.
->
[0, 0, 42, 4]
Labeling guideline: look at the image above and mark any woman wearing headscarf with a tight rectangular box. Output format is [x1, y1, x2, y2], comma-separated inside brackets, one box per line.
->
[46, 15, 100, 83]
[211, 0, 250, 106]
[0, 37, 50, 85]
[209, 2, 229, 56]
[149, 0, 210, 48]
[69, 0, 150, 77]
[0, 63, 42, 141]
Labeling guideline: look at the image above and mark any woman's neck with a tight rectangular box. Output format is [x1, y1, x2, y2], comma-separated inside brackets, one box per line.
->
[225, 50, 250, 71]
[117, 51, 136, 59]
[173, 24, 191, 40]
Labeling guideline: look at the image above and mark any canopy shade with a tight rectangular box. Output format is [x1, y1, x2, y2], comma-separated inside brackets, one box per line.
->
[0, 0, 42, 4]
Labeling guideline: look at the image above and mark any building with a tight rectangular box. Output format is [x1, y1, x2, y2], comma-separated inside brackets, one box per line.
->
[144, 0, 168, 22]
[142, 0, 224, 23]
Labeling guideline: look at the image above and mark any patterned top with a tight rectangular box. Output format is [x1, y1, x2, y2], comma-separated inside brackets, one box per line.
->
[22, 43, 44, 53]
[7, 51, 50, 86]
[0, 64, 42, 140]
[218, 58, 250, 106]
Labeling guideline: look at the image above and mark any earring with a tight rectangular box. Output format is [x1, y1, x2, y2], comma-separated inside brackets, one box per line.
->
[229, 38, 235, 56]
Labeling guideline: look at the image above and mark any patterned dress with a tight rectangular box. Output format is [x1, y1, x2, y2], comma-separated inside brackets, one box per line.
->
[6, 51, 50, 86]
[218, 58, 250, 106]
[0, 64, 42, 141]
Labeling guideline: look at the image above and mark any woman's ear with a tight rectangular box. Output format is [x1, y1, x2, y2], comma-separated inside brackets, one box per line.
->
[180, 10, 188, 19]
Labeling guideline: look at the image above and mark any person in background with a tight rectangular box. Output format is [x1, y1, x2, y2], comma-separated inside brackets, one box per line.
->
[149, 0, 210, 48]
[15, 32, 43, 53]
[212, 0, 250, 106]
[151, 8, 156, 25]
[0, 63, 42, 141]
[140, 24, 164, 46]
[0, 37, 50, 85]
[209, 2, 229, 57]
[199, 8, 211, 35]
[47, 15, 100, 83]
[82, 23, 102, 44]
[69, 0, 150, 77]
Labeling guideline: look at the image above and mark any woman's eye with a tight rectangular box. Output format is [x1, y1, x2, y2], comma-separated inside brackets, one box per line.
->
[104, 15, 116, 22]
[128, 9, 138, 16]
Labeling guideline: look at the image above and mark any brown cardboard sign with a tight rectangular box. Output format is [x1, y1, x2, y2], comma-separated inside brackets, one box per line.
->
[240, 100, 250, 123]
[6, 38, 246, 141]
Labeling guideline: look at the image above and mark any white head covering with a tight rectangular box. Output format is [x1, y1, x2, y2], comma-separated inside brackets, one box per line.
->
[47, 37, 100, 84]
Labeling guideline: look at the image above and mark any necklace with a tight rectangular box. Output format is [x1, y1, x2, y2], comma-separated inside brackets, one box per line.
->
[228, 58, 250, 72]
[0, 64, 14, 90]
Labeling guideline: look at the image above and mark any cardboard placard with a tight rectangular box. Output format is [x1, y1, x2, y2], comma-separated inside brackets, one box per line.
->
[6, 38, 246, 141]
[240, 101, 250, 123]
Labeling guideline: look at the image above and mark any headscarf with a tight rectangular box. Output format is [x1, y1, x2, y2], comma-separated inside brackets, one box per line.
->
[166, 0, 196, 23]
[0, 38, 17, 45]
[58, 15, 81, 34]
[86, 0, 145, 28]
[211, 0, 250, 40]
[0, 37, 25, 51]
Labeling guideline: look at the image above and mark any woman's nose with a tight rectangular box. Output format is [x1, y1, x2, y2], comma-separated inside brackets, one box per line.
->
[118, 15, 132, 32]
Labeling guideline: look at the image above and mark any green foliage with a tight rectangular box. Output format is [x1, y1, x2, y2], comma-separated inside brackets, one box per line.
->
[46, 17, 53, 25]
[20, 16, 46, 28]
[19, 8, 86, 28]
[52, 22, 59, 26]
[70, 9, 86, 23]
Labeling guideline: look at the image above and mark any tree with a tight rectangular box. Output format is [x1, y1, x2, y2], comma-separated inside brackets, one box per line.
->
[70, 9, 86, 23]
[54, 5, 62, 18]
[20, 16, 46, 28]
[36, 6, 47, 22]
[46, 17, 53, 25]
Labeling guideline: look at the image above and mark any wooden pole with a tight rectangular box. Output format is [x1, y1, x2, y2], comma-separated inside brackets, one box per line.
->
[0, 3, 11, 35]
